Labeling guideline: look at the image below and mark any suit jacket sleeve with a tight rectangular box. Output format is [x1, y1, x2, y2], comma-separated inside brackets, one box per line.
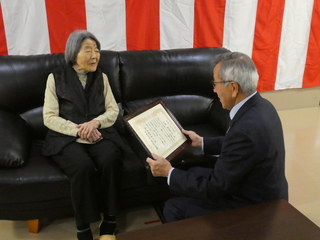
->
[170, 129, 255, 200]
[203, 136, 224, 155]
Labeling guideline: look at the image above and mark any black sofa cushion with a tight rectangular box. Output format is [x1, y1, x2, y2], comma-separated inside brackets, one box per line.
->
[0, 110, 31, 168]
[118, 47, 229, 103]
[0, 141, 70, 203]
[0, 54, 65, 114]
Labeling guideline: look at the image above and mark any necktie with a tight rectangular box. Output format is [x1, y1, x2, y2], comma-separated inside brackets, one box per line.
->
[226, 120, 233, 134]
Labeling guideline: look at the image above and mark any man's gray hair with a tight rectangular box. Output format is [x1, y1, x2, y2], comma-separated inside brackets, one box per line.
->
[213, 52, 259, 95]
[64, 30, 101, 66]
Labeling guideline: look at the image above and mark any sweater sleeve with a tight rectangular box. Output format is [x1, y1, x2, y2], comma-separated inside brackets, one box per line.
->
[43, 73, 79, 137]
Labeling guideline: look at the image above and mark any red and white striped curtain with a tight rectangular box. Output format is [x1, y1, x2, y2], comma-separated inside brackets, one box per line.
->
[0, 0, 319, 92]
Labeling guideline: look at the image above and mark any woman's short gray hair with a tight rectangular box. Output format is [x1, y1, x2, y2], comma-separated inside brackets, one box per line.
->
[213, 52, 259, 95]
[64, 30, 101, 66]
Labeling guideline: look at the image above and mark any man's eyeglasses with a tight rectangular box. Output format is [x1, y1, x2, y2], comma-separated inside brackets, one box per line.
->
[211, 80, 232, 88]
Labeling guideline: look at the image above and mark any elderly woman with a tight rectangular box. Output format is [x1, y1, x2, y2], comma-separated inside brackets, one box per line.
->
[42, 30, 123, 240]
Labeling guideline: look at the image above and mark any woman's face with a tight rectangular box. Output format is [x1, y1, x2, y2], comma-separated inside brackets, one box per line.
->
[73, 38, 100, 73]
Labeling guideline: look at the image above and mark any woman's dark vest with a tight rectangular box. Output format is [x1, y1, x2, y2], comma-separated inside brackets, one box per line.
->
[42, 65, 121, 156]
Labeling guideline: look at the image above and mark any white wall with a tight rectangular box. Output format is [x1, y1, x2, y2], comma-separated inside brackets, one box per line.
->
[261, 86, 320, 111]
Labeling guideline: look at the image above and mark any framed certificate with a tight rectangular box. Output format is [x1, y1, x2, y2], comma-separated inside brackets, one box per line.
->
[123, 100, 189, 161]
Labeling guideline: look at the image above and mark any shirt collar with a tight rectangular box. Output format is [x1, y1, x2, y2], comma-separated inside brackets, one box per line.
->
[229, 91, 257, 120]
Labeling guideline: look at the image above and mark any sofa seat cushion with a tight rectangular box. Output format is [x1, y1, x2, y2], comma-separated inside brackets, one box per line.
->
[0, 138, 147, 204]
[0, 141, 70, 204]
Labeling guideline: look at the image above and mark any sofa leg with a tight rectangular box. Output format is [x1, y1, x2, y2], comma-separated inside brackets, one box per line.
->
[28, 219, 42, 233]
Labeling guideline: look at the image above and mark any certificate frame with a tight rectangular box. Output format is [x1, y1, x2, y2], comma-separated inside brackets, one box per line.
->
[123, 100, 189, 161]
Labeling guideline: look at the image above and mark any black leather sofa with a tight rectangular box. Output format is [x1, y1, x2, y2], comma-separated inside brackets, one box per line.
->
[0, 47, 230, 232]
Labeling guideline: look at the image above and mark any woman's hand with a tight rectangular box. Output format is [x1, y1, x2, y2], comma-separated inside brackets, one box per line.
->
[77, 120, 102, 142]
[86, 129, 102, 143]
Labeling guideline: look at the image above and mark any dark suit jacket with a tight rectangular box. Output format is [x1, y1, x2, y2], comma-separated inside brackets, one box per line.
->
[170, 93, 288, 209]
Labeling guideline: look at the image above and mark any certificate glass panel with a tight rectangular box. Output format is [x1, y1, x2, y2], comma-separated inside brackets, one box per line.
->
[124, 100, 188, 160]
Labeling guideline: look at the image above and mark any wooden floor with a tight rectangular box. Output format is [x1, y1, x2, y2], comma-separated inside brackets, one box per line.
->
[0, 106, 319, 239]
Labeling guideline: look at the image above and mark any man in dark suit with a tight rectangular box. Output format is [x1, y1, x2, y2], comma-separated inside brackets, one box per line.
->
[146, 52, 288, 223]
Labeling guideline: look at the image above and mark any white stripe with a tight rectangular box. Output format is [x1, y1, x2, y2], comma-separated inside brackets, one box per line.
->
[160, 0, 195, 50]
[85, 0, 126, 51]
[275, 0, 314, 90]
[1, 0, 50, 55]
[223, 0, 258, 57]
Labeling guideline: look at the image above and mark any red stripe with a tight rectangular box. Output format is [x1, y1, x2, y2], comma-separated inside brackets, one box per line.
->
[126, 0, 160, 50]
[144, 219, 161, 225]
[252, 0, 286, 92]
[302, 1, 320, 88]
[0, 4, 8, 55]
[45, 0, 87, 53]
[193, 0, 226, 48]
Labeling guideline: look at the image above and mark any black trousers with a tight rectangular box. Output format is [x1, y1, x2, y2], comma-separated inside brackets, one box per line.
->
[163, 196, 231, 223]
[163, 167, 231, 223]
[52, 139, 122, 227]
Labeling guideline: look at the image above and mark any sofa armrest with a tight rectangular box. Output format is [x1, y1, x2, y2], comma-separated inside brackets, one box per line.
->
[0, 110, 31, 168]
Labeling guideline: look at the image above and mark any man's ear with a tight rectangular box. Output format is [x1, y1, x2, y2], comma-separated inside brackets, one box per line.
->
[231, 81, 240, 97]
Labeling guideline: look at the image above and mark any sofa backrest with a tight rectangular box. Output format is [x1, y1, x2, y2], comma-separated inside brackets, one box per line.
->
[118, 47, 230, 128]
[0, 47, 230, 140]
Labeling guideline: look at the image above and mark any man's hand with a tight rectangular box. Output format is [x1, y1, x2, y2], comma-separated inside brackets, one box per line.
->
[146, 154, 173, 177]
[77, 120, 102, 142]
[182, 129, 203, 148]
